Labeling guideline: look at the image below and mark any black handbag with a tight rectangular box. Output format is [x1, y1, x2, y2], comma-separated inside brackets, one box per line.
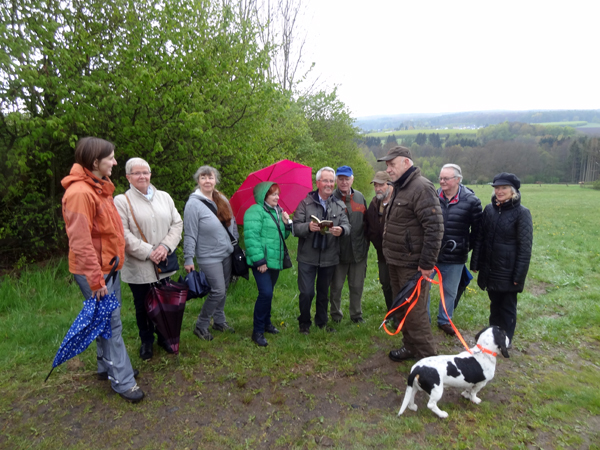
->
[125, 194, 180, 274]
[265, 206, 292, 270]
[200, 199, 249, 280]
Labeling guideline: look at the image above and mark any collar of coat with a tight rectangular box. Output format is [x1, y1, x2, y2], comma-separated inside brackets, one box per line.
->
[492, 194, 521, 210]
[438, 185, 462, 205]
[392, 166, 418, 190]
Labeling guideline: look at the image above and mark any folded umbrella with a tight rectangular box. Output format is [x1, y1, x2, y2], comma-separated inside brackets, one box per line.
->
[146, 270, 189, 354]
[230, 159, 313, 225]
[45, 257, 120, 382]
[453, 265, 474, 309]
[178, 270, 211, 300]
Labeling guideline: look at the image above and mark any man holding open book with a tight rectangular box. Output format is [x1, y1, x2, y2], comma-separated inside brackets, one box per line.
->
[293, 167, 351, 335]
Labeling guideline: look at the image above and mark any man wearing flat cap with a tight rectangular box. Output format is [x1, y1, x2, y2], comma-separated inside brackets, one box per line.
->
[329, 165, 368, 324]
[364, 171, 394, 311]
[378, 146, 444, 362]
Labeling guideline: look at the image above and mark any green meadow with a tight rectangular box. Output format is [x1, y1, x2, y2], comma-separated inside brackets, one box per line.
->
[364, 128, 478, 139]
[1, 184, 599, 449]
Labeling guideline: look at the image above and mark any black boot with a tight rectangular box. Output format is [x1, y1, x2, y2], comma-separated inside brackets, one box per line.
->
[251, 332, 268, 347]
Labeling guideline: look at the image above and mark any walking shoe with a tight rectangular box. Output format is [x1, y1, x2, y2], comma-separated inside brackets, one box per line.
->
[193, 326, 214, 341]
[252, 332, 268, 347]
[299, 326, 310, 335]
[98, 369, 139, 381]
[389, 347, 416, 362]
[318, 325, 336, 333]
[139, 341, 153, 360]
[351, 318, 365, 324]
[265, 324, 280, 334]
[119, 384, 145, 403]
[212, 322, 235, 333]
[438, 323, 456, 336]
[157, 340, 175, 354]
[332, 318, 342, 324]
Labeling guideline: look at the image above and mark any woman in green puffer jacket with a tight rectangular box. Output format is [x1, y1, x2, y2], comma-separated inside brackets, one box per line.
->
[244, 182, 292, 347]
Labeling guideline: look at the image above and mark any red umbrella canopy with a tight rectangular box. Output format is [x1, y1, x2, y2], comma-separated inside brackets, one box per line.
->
[230, 160, 313, 225]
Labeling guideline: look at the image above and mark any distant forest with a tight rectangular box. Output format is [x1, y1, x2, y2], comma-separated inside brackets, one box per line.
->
[356, 109, 600, 132]
[357, 121, 600, 185]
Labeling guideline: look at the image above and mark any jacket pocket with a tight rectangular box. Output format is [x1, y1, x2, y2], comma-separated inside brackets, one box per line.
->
[405, 230, 414, 254]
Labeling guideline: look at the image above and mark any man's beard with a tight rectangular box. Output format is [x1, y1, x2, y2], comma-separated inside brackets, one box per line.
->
[375, 193, 384, 200]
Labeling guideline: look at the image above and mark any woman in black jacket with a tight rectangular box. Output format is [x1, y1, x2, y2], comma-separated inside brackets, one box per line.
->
[470, 173, 533, 343]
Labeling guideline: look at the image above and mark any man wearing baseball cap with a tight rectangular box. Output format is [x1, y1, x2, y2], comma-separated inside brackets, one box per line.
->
[364, 171, 394, 310]
[329, 165, 368, 324]
[377, 146, 444, 362]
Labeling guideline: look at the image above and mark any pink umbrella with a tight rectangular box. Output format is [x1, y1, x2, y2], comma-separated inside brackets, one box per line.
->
[230, 160, 313, 225]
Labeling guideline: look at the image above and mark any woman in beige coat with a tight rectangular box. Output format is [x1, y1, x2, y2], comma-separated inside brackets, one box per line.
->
[114, 158, 183, 360]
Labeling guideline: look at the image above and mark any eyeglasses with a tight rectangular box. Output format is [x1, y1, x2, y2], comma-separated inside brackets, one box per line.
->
[129, 171, 151, 177]
[439, 176, 457, 182]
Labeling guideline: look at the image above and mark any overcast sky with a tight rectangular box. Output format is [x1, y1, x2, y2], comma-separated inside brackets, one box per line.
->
[300, 0, 599, 118]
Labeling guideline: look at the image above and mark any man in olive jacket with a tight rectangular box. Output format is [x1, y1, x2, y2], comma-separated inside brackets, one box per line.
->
[378, 146, 444, 361]
[329, 165, 368, 324]
[293, 167, 351, 334]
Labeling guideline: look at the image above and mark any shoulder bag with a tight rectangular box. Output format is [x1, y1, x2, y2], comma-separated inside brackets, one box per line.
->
[125, 194, 179, 274]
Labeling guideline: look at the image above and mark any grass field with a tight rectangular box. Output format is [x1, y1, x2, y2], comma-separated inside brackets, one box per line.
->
[1, 184, 599, 449]
[536, 121, 589, 127]
[363, 128, 478, 139]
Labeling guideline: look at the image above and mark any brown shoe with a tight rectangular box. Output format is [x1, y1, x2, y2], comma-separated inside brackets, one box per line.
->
[438, 323, 456, 336]
[389, 347, 416, 362]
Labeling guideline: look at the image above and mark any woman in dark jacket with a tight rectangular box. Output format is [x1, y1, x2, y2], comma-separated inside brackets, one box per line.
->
[470, 172, 533, 343]
[244, 182, 292, 347]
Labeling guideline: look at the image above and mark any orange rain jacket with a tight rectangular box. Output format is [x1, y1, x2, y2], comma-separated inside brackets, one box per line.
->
[61, 164, 125, 291]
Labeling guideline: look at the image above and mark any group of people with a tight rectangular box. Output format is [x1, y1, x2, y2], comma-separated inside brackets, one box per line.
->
[61, 137, 533, 404]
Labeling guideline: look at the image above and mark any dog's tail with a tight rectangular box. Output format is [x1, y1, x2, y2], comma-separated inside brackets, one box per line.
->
[398, 374, 418, 416]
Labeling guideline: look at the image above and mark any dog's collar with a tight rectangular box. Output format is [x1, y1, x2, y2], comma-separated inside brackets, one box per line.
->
[477, 344, 497, 357]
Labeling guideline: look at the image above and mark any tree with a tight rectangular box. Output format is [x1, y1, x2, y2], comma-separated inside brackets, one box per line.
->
[415, 133, 427, 146]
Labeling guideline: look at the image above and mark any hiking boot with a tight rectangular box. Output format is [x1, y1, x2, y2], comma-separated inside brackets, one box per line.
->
[193, 326, 214, 341]
[438, 323, 456, 336]
[119, 384, 145, 403]
[212, 322, 235, 333]
[252, 332, 268, 347]
[265, 324, 280, 334]
[299, 326, 310, 335]
[332, 318, 342, 324]
[139, 341, 153, 360]
[351, 317, 365, 324]
[318, 325, 336, 333]
[389, 347, 416, 362]
[98, 369, 139, 381]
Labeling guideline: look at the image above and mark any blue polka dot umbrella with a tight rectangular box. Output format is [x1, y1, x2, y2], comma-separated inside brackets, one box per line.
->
[45, 258, 120, 382]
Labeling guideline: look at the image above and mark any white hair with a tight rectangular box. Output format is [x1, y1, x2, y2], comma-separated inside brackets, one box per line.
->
[441, 164, 463, 182]
[316, 167, 335, 181]
[125, 157, 151, 175]
[193, 165, 220, 184]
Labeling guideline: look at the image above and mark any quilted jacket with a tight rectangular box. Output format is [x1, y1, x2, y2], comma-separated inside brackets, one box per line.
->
[470, 194, 533, 293]
[61, 163, 125, 291]
[243, 182, 291, 270]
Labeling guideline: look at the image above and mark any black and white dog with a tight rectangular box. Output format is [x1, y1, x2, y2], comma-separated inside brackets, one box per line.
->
[398, 326, 509, 419]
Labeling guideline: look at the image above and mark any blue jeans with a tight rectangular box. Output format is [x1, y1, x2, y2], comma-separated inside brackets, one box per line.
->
[435, 263, 464, 326]
[252, 267, 280, 333]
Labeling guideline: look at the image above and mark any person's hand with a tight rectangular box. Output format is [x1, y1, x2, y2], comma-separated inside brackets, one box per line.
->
[514, 282, 518, 285]
[184, 264, 194, 273]
[418, 266, 434, 279]
[258, 264, 267, 273]
[330, 226, 342, 237]
[309, 222, 321, 232]
[150, 245, 168, 264]
[92, 285, 108, 301]
[282, 211, 290, 222]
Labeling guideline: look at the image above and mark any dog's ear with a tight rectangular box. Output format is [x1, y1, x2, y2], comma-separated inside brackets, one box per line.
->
[474, 327, 488, 342]
[492, 326, 510, 358]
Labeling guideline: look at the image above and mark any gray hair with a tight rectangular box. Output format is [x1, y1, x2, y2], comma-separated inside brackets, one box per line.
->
[316, 167, 335, 181]
[125, 157, 151, 175]
[441, 163, 463, 182]
[193, 165, 220, 184]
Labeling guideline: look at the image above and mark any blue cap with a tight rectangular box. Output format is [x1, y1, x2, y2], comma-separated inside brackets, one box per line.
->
[336, 165, 353, 177]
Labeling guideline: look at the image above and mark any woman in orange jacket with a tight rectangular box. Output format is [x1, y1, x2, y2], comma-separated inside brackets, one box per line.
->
[61, 137, 144, 403]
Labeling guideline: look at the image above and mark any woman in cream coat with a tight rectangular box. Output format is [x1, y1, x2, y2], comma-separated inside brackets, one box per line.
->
[114, 157, 183, 360]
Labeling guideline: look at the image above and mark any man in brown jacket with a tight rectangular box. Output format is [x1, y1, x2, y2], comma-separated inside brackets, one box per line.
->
[378, 146, 444, 361]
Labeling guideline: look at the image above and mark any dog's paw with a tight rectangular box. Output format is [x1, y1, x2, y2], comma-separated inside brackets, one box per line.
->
[471, 396, 482, 405]
[408, 404, 418, 412]
[434, 410, 448, 419]
[461, 390, 471, 400]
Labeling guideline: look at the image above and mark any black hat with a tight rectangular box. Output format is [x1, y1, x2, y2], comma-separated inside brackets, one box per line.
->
[491, 172, 521, 190]
[377, 146, 412, 162]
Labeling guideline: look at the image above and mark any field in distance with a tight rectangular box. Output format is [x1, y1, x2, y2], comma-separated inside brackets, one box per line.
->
[364, 128, 477, 138]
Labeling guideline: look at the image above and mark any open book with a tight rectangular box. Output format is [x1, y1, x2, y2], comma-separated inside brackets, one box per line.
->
[310, 215, 334, 235]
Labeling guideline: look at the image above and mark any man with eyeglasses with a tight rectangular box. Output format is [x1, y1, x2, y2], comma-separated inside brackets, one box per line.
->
[432, 164, 482, 336]
[377, 146, 444, 362]
[329, 165, 368, 324]
[364, 171, 394, 311]
[293, 167, 351, 335]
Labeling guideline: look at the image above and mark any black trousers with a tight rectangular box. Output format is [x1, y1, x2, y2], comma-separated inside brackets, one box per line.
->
[297, 262, 335, 328]
[128, 283, 166, 345]
[488, 291, 518, 342]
